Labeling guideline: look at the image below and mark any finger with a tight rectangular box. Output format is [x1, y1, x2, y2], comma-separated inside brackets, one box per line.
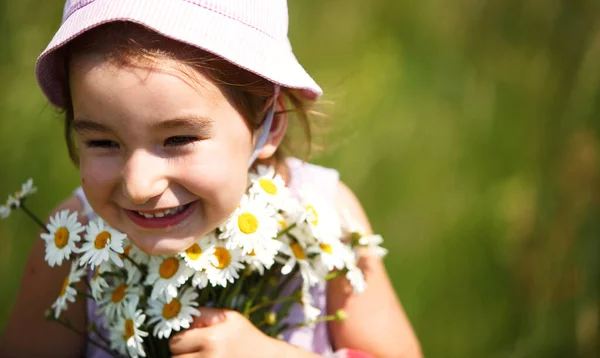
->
[171, 353, 203, 358]
[190, 306, 229, 328]
[169, 307, 228, 354]
[169, 326, 212, 355]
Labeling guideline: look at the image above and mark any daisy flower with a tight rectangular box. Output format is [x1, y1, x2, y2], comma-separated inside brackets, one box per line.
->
[336, 244, 367, 294]
[6, 195, 19, 208]
[220, 194, 280, 256]
[275, 212, 291, 232]
[6, 178, 37, 208]
[123, 258, 143, 285]
[78, 218, 125, 269]
[51, 262, 86, 319]
[179, 234, 215, 272]
[147, 287, 200, 339]
[357, 234, 388, 258]
[0, 204, 10, 219]
[120, 238, 150, 266]
[190, 270, 209, 289]
[97, 277, 143, 324]
[346, 263, 366, 294]
[242, 247, 276, 276]
[300, 284, 321, 322]
[89, 263, 110, 300]
[109, 297, 148, 358]
[248, 165, 291, 210]
[302, 200, 343, 245]
[314, 239, 347, 271]
[40, 210, 85, 267]
[279, 238, 323, 287]
[18, 178, 37, 199]
[205, 243, 245, 287]
[145, 255, 193, 302]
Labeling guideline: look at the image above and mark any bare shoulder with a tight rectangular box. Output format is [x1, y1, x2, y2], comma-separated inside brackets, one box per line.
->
[328, 180, 423, 358]
[333, 180, 373, 235]
[1, 196, 88, 357]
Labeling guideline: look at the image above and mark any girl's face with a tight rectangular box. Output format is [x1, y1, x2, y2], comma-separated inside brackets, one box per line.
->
[70, 54, 255, 255]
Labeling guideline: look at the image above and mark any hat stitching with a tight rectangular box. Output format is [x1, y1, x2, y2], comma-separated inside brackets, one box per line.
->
[182, 0, 278, 40]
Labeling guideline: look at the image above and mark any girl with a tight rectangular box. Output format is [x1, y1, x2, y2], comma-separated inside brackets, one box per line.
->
[1, 1, 421, 357]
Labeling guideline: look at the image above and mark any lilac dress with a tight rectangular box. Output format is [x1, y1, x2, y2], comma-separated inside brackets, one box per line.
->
[75, 158, 339, 357]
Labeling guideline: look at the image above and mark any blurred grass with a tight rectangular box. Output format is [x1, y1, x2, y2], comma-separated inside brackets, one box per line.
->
[1, 0, 599, 357]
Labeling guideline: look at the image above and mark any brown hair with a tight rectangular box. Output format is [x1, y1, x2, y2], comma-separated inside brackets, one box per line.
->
[61, 21, 320, 169]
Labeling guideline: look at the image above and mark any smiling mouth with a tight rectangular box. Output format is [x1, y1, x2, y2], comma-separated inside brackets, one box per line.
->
[125, 202, 196, 229]
[134, 204, 189, 219]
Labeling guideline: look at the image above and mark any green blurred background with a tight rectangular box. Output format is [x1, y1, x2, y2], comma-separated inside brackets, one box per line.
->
[1, 0, 599, 357]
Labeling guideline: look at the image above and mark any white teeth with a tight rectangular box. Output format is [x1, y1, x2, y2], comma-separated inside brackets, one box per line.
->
[136, 205, 186, 219]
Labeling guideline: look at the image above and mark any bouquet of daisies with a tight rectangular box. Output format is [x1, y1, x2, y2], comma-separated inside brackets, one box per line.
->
[1, 167, 387, 357]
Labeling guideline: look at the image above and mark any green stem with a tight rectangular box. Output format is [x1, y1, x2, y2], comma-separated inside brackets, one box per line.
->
[243, 270, 275, 315]
[276, 222, 297, 238]
[325, 268, 348, 281]
[271, 266, 299, 300]
[90, 324, 112, 348]
[20, 203, 49, 233]
[280, 312, 344, 334]
[49, 317, 116, 357]
[246, 294, 299, 316]
[198, 285, 211, 305]
[225, 273, 246, 309]
[76, 289, 94, 300]
[119, 251, 145, 272]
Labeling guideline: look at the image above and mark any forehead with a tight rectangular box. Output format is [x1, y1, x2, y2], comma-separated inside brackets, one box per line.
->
[69, 53, 226, 118]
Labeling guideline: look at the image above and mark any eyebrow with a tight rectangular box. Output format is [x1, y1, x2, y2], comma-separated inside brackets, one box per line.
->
[73, 115, 214, 134]
[73, 119, 110, 134]
[151, 115, 214, 131]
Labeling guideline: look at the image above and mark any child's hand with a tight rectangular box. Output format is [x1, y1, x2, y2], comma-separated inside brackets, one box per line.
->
[169, 307, 319, 358]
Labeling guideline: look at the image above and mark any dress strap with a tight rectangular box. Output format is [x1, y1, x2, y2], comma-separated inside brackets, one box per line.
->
[73, 187, 97, 221]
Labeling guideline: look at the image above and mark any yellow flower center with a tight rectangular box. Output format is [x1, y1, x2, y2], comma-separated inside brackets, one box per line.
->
[119, 245, 132, 259]
[59, 277, 69, 297]
[259, 179, 277, 195]
[319, 243, 333, 254]
[278, 220, 287, 229]
[111, 284, 127, 303]
[238, 212, 259, 234]
[185, 243, 202, 260]
[159, 257, 179, 279]
[54, 227, 69, 249]
[162, 299, 182, 319]
[94, 231, 111, 249]
[212, 247, 231, 269]
[306, 205, 319, 226]
[290, 243, 305, 260]
[249, 249, 256, 256]
[123, 319, 135, 340]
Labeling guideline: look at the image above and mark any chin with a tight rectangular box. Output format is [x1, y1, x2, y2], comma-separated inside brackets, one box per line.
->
[129, 234, 197, 256]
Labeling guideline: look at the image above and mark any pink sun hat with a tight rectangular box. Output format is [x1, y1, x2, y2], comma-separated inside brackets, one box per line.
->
[35, 0, 323, 108]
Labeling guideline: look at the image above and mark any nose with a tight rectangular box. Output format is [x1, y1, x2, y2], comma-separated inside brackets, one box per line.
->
[121, 150, 169, 205]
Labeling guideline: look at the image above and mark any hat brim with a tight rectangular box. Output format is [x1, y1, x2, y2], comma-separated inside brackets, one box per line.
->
[36, 0, 323, 108]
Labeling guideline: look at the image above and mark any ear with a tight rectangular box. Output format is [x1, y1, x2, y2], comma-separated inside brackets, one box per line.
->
[256, 94, 288, 160]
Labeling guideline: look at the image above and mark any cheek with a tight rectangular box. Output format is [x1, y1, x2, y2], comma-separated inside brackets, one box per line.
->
[79, 156, 120, 201]
[177, 140, 250, 210]
[180, 151, 248, 199]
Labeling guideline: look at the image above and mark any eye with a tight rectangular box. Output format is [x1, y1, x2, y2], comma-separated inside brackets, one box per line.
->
[86, 140, 119, 149]
[164, 136, 198, 147]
